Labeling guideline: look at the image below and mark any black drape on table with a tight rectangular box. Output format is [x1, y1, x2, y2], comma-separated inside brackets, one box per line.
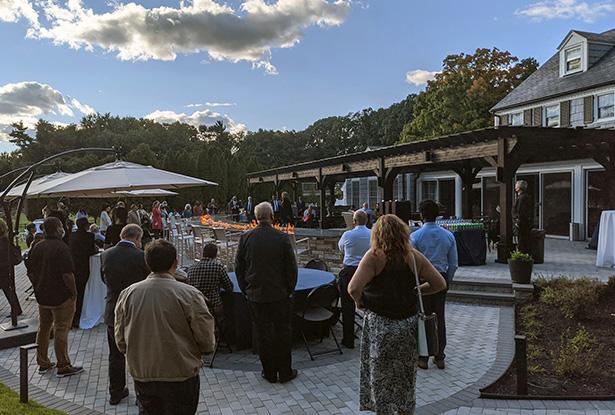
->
[454, 229, 487, 266]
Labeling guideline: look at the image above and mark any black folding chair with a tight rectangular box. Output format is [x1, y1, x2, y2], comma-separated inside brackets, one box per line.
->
[294, 284, 342, 360]
[304, 258, 329, 271]
[204, 300, 232, 369]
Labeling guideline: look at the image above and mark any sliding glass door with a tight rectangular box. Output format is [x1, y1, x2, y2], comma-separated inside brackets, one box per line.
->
[542, 172, 572, 236]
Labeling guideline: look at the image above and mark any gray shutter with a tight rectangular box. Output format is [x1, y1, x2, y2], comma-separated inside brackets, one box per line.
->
[584, 96, 594, 124]
[532, 107, 543, 126]
[523, 109, 532, 126]
[499, 115, 509, 126]
[560, 100, 571, 127]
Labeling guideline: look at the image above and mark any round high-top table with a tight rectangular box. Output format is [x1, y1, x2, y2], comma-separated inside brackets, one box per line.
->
[224, 268, 336, 349]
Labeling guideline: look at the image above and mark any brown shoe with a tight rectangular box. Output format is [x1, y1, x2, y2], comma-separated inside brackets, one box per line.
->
[434, 358, 445, 369]
[418, 360, 428, 370]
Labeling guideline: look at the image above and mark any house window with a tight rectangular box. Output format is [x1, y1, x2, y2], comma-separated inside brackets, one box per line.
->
[510, 112, 523, 126]
[564, 46, 582, 74]
[597, 93, 615, 120]
[545, 105, 560, 127]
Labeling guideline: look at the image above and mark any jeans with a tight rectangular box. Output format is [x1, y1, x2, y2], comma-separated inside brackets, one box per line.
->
[36, 298, 75, 370]
[248, 298, 294, 380]
[107, 325, 126, 398]
[419, 277, 447, 361]
[338, 266, 358, 344]
[134, 375, 199, 415]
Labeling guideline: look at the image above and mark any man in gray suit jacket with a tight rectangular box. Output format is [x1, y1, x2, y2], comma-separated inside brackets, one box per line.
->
[101, 224, 149, 405]
[235, 202, 298, 384]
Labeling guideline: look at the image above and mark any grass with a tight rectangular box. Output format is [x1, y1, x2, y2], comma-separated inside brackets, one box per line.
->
[0, 383, 65, 414]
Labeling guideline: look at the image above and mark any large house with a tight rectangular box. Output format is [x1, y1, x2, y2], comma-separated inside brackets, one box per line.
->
[341, 27, 615, 240]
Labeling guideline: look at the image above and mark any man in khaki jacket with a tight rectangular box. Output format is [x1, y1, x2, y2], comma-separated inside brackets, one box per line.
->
[115, 239, 215, 414]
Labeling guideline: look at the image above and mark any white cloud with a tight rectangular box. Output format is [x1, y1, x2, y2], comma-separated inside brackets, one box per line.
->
[0, 0, 38, 25]
[405, 69, 439, 86]
[20, 0, 351, 74]
[516, 0, 615, 22]
[186, 102, 236, 108]
[144, 109, 246, 134]
[0, 81, 95, 141]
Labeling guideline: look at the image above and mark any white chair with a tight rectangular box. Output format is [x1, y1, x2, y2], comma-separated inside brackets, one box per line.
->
[213, 228, 240, 266]
[290, 234, 310, 258]
[342, 212, 354, 229]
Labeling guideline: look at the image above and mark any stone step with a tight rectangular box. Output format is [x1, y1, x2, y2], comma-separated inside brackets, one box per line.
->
[449, 278, 513, 293]
[447, 289, 515, 306]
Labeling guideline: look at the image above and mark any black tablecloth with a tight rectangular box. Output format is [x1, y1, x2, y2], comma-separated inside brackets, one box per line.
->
[454, 229, 487, 266]
[223, 269, 336, 350]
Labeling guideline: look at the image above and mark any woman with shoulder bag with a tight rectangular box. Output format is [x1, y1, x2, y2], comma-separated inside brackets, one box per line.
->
[348, 214, 446, 414]
[0, 218, 23, 317]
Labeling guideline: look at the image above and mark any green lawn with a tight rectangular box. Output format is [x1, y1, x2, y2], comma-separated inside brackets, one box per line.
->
[0, 383, 65, 414]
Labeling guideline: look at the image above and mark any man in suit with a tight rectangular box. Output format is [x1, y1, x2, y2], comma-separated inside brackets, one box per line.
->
[512, 180, 534, 255]
[69, 217, 99, 328]
[271, 195, 281, 224]
[101, 224, 149, 405]
[235, 202, 298, 384]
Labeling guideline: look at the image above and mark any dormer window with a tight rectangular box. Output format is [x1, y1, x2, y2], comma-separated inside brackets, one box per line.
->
[565, 46, 582, 73]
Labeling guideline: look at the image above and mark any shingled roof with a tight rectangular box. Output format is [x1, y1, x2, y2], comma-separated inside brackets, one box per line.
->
[492, 28, 615, 112]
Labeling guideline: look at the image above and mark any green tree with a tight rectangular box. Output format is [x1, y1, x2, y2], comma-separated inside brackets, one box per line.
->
[400, 48, 538, 142]
[8, 121, 32, 150]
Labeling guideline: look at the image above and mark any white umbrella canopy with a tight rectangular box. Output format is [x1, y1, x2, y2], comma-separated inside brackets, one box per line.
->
[16, 161, 217, 198]
[6, 172, 72, 197]
[82, 189, 180, 199]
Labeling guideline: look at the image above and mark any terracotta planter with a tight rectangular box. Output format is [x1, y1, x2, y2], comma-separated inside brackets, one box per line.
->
[509, 259, 534, 284]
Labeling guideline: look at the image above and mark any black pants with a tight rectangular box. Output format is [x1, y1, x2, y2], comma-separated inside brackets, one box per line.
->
[419, 277, 448, 361]
[248, 298, 293, 380]
[338, 266, 358, 344]
[73, 272, 89, 327]
[107, 325, 126, 399]
[517, 226, 532, 256]
[134, 375, 199, 415]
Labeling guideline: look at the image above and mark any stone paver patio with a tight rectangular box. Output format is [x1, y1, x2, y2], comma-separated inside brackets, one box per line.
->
[0, 237, 613, 414]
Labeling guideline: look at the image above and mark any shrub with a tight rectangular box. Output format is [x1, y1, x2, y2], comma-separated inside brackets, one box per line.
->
[539, 277, 604, 319]
[520, 304, 542, 341]
[510, 250, 532, 261]
[608, 276, 615, 291]
[554, 326, 598, 377]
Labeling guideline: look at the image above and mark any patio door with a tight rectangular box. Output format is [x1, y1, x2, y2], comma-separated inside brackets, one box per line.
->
[542, 172, 572, 237]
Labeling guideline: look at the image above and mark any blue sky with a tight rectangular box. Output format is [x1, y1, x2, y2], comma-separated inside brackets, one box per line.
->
[1, 0, 615, 153]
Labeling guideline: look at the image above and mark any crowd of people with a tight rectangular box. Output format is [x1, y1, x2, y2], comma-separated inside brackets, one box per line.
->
[0, 190, 471, 414]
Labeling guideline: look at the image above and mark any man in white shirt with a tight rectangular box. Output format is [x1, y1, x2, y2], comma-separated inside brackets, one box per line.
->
[99, 204, 112, 234]
[337, 210, 371, 348]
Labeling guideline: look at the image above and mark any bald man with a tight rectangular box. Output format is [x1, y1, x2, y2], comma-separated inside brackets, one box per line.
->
[337, 210, 371, 348]
[235, 202, 298, 383]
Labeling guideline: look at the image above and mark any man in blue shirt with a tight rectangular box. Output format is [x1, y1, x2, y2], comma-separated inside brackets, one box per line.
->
[337, 210, 371, 348]
[411, 199, 458, 370]
[359, 202, 376, 228]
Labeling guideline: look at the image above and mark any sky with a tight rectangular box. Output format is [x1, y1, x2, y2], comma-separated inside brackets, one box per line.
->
[1, 0, 615, 153]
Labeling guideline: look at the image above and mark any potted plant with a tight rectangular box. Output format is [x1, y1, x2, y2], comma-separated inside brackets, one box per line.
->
[509, 250, 534, 284]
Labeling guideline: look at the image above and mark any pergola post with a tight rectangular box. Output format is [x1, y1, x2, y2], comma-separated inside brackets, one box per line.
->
[454, 163, 481, 219]
[496, 137, 521, 264]
[378, 159, 398, 214]
[328, 180, 336, 208]
[318, 170, 326, 229]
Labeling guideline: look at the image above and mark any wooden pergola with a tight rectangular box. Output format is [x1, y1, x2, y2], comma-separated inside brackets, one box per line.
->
[247, 126, 615, 262]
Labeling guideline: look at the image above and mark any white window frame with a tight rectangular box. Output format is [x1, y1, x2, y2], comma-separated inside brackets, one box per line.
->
[510, 112, 523, 126]
[545, 104, 560, 127]
[596, 92, 615, 121]
[564, 46, 583, 75]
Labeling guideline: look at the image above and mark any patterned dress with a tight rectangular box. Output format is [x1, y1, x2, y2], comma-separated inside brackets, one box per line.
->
[360, 310, 419, 414]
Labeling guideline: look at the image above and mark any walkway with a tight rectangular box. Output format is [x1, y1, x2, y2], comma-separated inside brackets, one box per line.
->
[0, 250, 613, 414]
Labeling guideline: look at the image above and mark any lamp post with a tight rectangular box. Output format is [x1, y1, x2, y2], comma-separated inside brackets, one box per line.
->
[0, 147, 118, 331]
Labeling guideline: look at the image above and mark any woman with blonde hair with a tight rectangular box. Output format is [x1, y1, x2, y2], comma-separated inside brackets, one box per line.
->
[0, 218, 23, 317]
[348, 214, 446, 414]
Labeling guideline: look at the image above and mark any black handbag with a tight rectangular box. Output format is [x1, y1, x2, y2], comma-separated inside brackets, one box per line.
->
[410, 252, 439, 358]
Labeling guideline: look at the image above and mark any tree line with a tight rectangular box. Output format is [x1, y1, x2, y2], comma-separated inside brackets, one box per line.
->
[2, 48, 538, 220]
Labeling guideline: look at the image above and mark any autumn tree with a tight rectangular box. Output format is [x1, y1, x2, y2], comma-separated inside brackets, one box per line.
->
[400, 48, 538, 142]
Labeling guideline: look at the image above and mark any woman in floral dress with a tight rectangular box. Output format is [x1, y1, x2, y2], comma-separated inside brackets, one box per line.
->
[348, 214, 446, 414]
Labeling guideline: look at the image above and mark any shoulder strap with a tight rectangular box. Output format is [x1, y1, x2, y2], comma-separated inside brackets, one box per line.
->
[409, 250, 425, 315]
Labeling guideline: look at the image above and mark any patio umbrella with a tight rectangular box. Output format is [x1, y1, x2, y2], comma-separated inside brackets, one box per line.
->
[14, 161, 217, 198]
[82, 189, 180, 199]
[6, 172, 72, 198]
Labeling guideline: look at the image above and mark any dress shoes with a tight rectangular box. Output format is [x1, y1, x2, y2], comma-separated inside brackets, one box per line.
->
[109, 388, 129, 405]
[417, 359, 428, 370]
[261, 371, 277, 383]
[278, 369, 298, 383]
[434, 358, 445, 369]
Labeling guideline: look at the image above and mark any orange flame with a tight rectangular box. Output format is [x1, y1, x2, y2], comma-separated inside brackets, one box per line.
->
[200, 215, 294, 234]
